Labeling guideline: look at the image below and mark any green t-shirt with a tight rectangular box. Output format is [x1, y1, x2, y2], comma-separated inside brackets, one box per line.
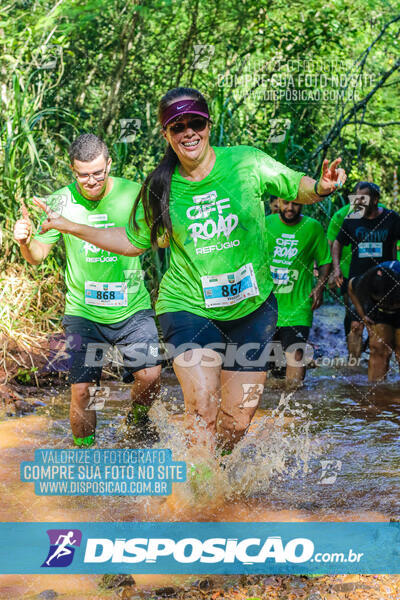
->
[126, 145, 304, 320]
[34, 177, 151, 324]
[326, 204, 353, 279]
[265, 214, 332, 327]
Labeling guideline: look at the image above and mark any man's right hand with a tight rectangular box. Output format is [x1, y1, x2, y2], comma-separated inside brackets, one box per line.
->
[327, 271, 337, 290]
[334, 266, 343, 288]
[13, 201, 33, 246]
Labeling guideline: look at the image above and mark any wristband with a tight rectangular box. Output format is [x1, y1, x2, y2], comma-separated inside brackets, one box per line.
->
[314, 180, 333, 198]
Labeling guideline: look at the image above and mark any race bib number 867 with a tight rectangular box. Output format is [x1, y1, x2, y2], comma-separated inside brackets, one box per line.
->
[201, 263, 259, 308]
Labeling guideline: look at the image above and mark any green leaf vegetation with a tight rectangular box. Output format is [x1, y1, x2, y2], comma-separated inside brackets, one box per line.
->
[1, 0, 399, 274]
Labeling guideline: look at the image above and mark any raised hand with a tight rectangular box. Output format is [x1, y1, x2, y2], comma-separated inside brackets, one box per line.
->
[317, 158, 347, 196]
[309, 284, 324, 310]
[334, 265, 344, 288]
[32, 196, 74, 235]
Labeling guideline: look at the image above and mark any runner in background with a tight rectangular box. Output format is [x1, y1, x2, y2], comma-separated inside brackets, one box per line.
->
[327, 204, 352, 325]
[32, 88, 346, 454]
[333, 181, 400, 360]
[266, 199, 331, 382]
[327, 190, 384, 342]
[348, 261, 400, 380]
[268, 195, 280, 215]
[14, 134, 161, 447]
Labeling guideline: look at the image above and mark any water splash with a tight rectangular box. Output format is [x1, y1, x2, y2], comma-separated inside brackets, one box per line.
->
[142, 390, 316, 512]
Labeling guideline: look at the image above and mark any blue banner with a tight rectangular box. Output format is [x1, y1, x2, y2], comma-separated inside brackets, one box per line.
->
[20, 449, 186, 496]
[0, 522, 399, 574]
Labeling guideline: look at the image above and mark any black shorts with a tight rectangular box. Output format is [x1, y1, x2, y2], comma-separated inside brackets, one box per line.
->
[345, 303, 400, 328]
[368, 308, 400, 329]
[273, 325, 310, 352]
[62, 311, 161, 384]
[158, 293, 278, 372]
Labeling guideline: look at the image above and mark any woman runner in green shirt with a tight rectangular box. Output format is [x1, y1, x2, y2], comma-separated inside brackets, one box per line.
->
[34, 87, 346, 453]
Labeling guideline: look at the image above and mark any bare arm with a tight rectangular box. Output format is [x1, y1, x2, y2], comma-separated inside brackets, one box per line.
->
[33, 197, 145, 257]
[331, 239, 343, 287]
[317, 262, 331, 286]
[297, 176, 323, 205]
[348, 279, 374, 324]
[326, 239, 336, 289]
[296, 158, 346, 205]
[13, 202, 54, 265]
[310, 263, 331, 310]
[53, 222, 144, 257]
[20, 238, 54, 265]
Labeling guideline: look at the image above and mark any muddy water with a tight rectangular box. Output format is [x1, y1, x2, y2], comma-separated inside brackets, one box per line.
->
[0, 305, 399, 598]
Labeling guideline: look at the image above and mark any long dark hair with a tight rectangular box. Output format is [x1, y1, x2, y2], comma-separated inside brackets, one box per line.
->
[130, 87, 209, 247]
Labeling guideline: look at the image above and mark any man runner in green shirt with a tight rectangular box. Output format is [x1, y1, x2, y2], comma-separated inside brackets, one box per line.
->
[14, 134, 161, 447]
[266, 199, 332, 381]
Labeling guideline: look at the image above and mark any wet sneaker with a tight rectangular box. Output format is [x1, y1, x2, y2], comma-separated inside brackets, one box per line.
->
[73, 434, 95, 448]
[125, 403, 159, 444]
[220, 448, 232, 457]
[125, 403, 150, 426]
[218, 448, 232, 469]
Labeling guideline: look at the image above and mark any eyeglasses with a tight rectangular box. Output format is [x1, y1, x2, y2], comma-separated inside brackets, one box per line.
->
[74, 166, 108, 183]
[167, 117, 209, 135]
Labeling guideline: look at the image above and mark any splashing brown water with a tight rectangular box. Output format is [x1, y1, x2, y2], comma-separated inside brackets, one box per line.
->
[1, 305, 400, 598]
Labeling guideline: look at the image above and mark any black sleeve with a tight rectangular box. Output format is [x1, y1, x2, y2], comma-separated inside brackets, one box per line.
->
[336, 220, 351, 246]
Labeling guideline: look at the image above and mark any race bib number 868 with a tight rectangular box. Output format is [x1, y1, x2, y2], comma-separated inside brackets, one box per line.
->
[85, 281, 128, 307]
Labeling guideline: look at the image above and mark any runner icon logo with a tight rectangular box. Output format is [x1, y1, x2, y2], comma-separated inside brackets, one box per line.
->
[319, 460, 342, 485]
[119, 118, 141, 143]
[240, 383, 264, 408]
[191, 44, 215, 70]
[267, 118, 291, 144]
[123, 269, 145, 293]
[41, 529, 82, 567]
[45, 333, 81, 373]
[86, 386, 110, 411]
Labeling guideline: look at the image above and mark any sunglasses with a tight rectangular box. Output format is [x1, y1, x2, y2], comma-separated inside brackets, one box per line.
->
[168, 117, 209, 134]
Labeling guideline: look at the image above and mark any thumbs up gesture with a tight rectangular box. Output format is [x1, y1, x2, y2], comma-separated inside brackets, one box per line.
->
[13, 200, 33, 246]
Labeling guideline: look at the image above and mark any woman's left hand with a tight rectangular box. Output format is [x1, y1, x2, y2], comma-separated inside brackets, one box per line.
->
[316, 158, 347, 195]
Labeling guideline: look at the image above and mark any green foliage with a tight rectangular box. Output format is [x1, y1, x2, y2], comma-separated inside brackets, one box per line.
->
[1, 0, 399, 283]
[16, 366, 38, 384]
